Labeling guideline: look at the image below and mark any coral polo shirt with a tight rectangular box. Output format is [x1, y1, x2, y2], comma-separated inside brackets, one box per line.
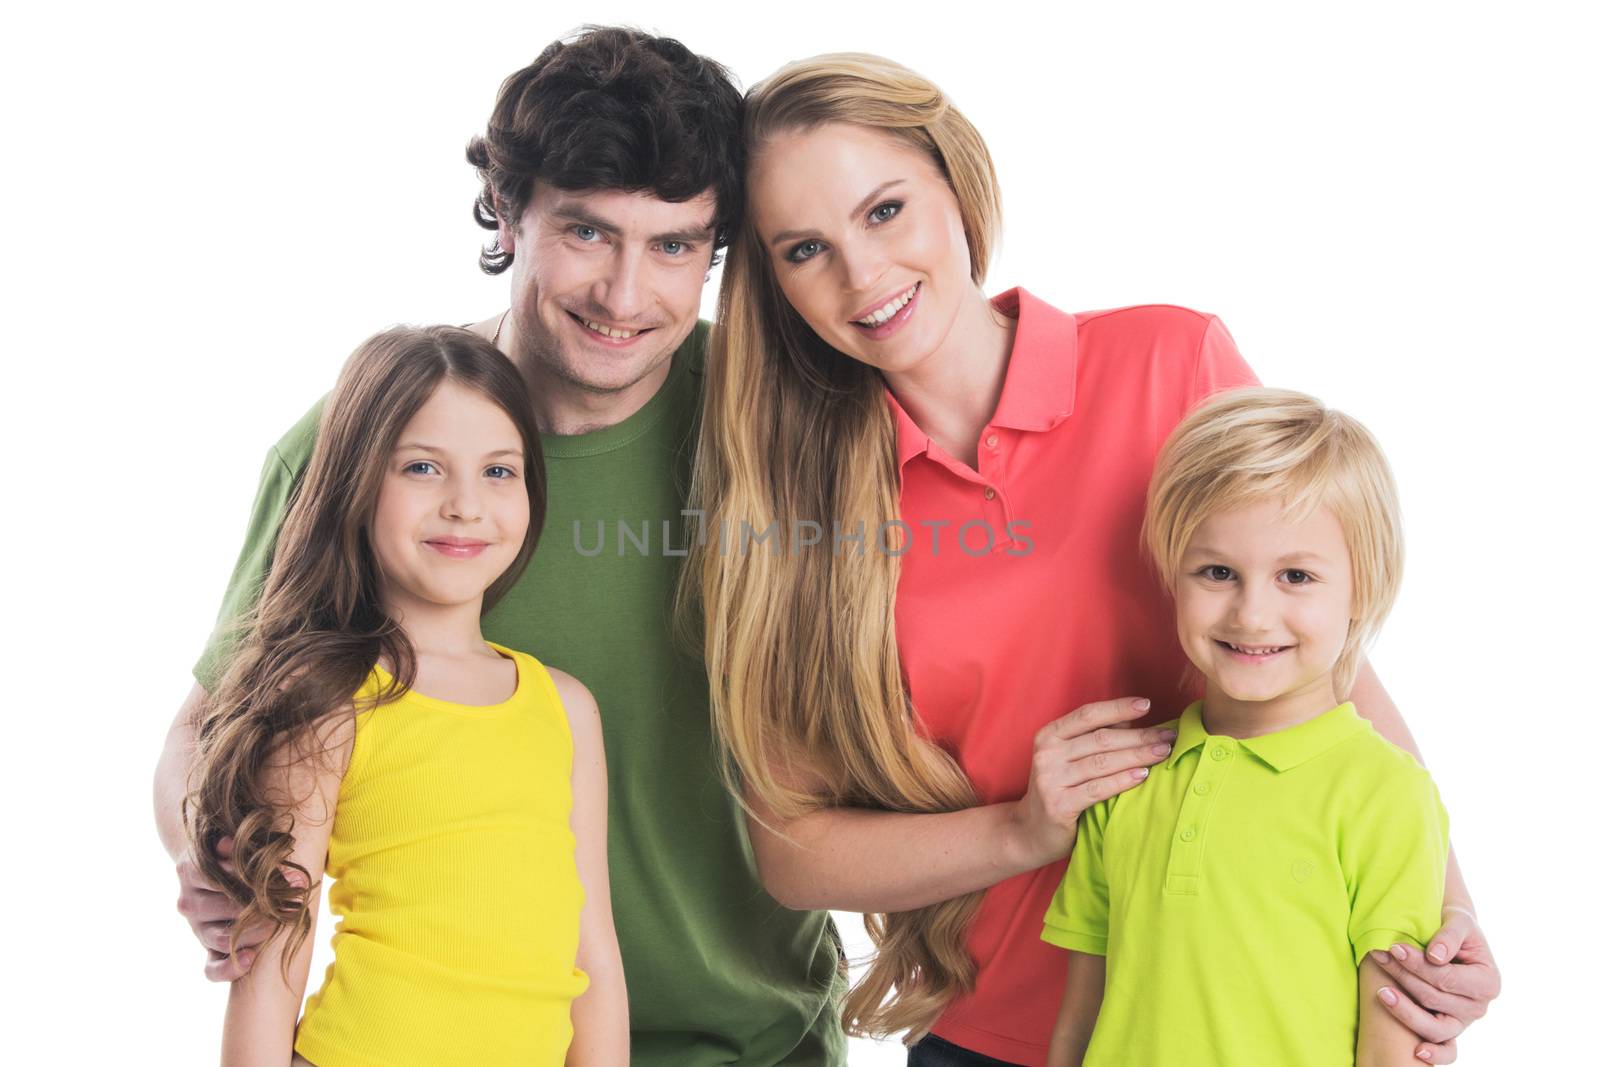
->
[891, 288, 1257, 1064]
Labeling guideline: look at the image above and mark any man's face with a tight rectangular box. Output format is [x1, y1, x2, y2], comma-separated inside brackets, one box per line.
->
[500, 181, 716, 400]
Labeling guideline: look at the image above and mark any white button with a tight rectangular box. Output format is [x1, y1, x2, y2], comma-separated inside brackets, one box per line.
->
[985, 434, 999, 448]
[984, 487, 996, 500]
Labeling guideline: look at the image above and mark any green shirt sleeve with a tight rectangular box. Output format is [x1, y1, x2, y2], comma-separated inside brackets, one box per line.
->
[1042, 797, 1116, 956]
[1343, 753, 1451, 962]
[192, 399, 324, 692]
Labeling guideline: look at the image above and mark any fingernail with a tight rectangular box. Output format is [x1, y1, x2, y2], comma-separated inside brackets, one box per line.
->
[1159, 729, 1178, 740]
[1378, 987, 1398, 1006]
[1371, 950, 1391, 964]
[1153, 744, 1172, 756]
[1427, 944, 1448, 963]
[1133, 767, 1149, 779]
[239, 951, 254, 967]
[1391, 944, 1408, 961]
[1416, 1050, 1432, 1062]
[1133, 698, 1151, 711]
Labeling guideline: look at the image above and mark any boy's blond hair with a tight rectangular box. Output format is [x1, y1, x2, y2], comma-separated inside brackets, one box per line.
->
[1143, 387, 1404, 699]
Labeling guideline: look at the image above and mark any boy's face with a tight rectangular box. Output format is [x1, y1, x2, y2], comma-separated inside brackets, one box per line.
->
[1174, 500, 1354, 720]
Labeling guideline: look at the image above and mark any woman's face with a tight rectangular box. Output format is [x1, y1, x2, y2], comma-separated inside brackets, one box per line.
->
[747, 122, 975, 375]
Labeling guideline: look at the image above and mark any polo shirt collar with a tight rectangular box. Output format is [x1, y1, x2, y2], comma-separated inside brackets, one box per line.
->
[889, 287, 1079, 470]
[1171, 701, 1371, 773]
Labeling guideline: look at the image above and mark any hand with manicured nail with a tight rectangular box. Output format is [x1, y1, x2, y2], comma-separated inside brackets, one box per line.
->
[1006, 696, 1172, 868]
[1369, 906, 1500, 1064]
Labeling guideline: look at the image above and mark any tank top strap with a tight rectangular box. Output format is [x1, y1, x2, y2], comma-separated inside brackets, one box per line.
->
[487, 642, 575, 760]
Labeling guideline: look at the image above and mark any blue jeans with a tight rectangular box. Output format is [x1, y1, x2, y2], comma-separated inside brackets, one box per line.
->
[906, 1033, 1026, 1066]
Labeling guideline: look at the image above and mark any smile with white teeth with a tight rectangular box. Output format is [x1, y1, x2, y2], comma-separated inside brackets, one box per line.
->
[854, 283, 918, 326]
[578, 316, 639, 340]
[1220, 640, 1290, 656]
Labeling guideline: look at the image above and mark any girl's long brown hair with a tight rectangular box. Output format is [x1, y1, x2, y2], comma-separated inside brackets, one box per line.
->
[184, 325, 545, 967]
[688, 54, 1002, 1041]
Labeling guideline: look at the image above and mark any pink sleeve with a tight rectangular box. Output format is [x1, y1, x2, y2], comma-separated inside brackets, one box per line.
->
[1188, 316, 1259, 404]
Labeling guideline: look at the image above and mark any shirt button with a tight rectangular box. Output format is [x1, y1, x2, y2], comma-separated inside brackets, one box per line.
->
[1180, 827, 1197, 842]
[985, 434, 999, 448]
[983, 487, 997, 500]
[1210, 745, 1230, 761]
[1193, 782, 1211, 795]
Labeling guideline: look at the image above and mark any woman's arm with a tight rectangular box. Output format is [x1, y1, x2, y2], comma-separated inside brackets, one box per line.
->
[747, 697, 1174, 913]
[219, 718, 350, 1067]
[551, 671, 628, 1067]
[1350, 662, 1475, 912]
[1047, 952, 1105, 1067]
[1349, 661, 1501, 1064]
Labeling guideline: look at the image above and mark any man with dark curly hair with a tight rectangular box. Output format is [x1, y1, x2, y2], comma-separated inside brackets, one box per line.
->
[154, 26, 847, 1066]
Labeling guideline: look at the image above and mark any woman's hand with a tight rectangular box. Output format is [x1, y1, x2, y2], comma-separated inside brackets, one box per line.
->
[1370, 907, 1500, 1063]
[1006, 697, 1175, 869]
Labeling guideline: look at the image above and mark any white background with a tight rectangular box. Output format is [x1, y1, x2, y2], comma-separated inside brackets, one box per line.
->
[4, 1, 1593, 1062]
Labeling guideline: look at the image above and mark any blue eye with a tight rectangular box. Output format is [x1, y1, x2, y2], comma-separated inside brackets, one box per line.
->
[573, 225, 601, 242]
[404, 460, 439, 475]
[660, 240, 687, 256]
[786, 239, 824, 264]
[485, 464, 517, 480]
[869, 201, 902, 223]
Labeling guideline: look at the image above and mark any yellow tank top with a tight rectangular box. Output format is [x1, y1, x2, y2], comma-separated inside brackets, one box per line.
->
[293, 644, 588, 1067]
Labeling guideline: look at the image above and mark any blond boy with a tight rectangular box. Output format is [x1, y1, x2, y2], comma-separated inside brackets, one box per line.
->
[1043, 387, 1449, 1067]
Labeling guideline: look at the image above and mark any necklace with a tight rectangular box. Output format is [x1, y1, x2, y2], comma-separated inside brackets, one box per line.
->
[491, 308, 510, 349]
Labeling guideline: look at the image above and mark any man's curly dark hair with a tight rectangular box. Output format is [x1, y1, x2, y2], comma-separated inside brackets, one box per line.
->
[466, 26, 744, 274]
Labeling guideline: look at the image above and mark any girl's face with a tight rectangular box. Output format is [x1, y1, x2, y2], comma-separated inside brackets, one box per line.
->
[1174, 500, 1356, 722]
[369, 381, 530, 617]
[748, 122, 975, 375]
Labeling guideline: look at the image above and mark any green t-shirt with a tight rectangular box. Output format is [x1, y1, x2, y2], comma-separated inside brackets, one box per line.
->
[196, 323, 845, 1066]
[1041, 701, 1448, 1067]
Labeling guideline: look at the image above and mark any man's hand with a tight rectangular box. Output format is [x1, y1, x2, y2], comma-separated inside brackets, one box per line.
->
[175, 836, 277, 981]
[1371, 907, 1500, 1063]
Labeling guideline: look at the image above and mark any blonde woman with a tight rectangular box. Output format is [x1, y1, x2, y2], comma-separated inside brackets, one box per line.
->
[690, 54, 1500, 1066]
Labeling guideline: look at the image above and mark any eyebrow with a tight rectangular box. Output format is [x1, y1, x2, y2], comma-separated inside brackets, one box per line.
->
[654, 225, 715, 245]
[767, 179, 907, 248]
[394, 443, 523, 459]
[1184, 545, 1332, 566]
[1273, 551, 1331, 565]
[549, 203, 714, 246]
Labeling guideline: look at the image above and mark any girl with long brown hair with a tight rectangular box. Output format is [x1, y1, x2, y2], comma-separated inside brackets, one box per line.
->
[185, 325, 625, 1066]
[690, 54, 1498, 1065]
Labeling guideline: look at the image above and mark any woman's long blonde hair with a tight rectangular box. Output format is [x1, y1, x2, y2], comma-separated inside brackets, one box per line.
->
[688, 54, 1001, 1041]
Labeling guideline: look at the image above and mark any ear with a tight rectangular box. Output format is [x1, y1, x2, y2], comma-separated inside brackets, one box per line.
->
[494, 192, 518, 256]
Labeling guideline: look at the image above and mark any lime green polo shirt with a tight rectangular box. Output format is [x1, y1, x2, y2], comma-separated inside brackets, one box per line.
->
[1042, 701, 1448, 1066]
